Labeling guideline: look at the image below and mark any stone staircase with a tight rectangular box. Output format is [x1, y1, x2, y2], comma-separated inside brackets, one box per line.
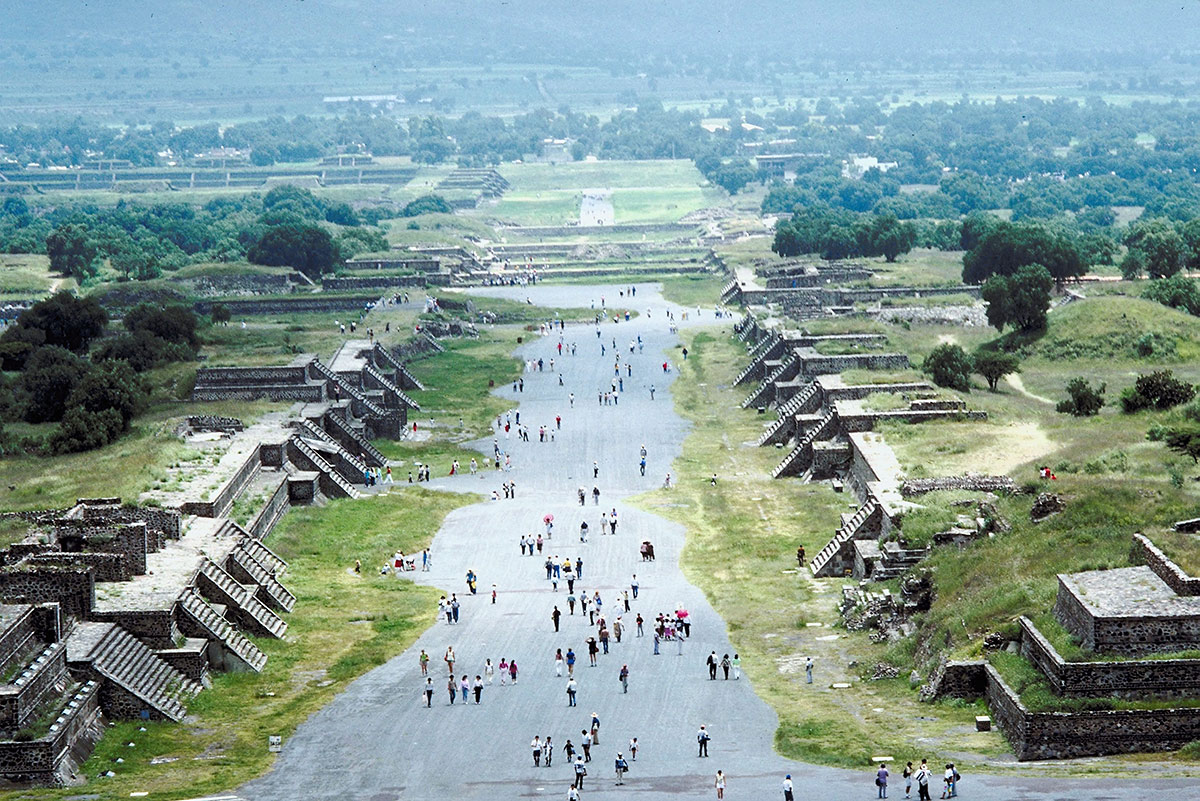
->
[741, 353, 797, 409]
[810, 498, 880, 577]
[870, 542, 929, 581]
[421, 331, 445, 353]
[293, 419, 370, 481]
[772, 409, 837, 478]
[720, 279, 741, 304]
[178, 590, 268, 673]
[236, 533, 287, 576]
[363, 363, 420, 410]
[322, 410, 388, 467]
[67, 622, 201, 721]
[373, 343, 425, 391]
[733, 334, 781, 385]
[198, 559, 288, 639]
[229, 544, 296, 612]
[309, 359, 390, 420]
[287, 435, 362, 499]
[756, 381, 820, 446]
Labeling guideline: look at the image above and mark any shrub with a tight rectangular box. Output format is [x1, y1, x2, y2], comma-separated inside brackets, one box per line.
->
[1056, 378, 1105, 417]
[1119, 370, 1196, 413]
[922, 344, 973, 392]
[50, 407, 124, 454]
[973, 349, 1020, 391]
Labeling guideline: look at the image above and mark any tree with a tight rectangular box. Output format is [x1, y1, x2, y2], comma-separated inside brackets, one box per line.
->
[10, 291, 107, 353]
[324, 202, 359, 227]
[1122, 218, 1186, 279]
[20, 346, 90, 423]
[973, 350, 1021, 391]
[110, 244, 161, 281]
[1164, 426, 1200, 464]
[922, 344, 973, 392]
[45, 223, 99, 281]
[962, 222, 1088, 285]
[1056, 378, 1105, 417]
[65, 359, 144, 428]
[211, 304, 232, 325]
[863, 213, 916, 262]
[980, 263, 1054, 332]
[1143, 273, 1200, 316]
[709, 159, 756, 195]
[1119, 370, 1196, 413]
[247, 224, 337, 278]
[125, 303, 199, 349]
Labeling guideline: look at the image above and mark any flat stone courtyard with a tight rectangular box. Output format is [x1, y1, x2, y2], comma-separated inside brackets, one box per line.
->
[231, 284, 1197, 800]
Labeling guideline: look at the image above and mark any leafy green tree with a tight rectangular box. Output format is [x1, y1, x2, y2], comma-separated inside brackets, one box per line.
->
[1164, 426, 1200, 464]
[1122, 218, 1186, 279]
[45, 224, 99, 281]
[962, 222, 1088, 285]
[1119, 370, 1196, 413]
[973, 349, 1021, 391]
[211, 304, 232, 326]
[862, 213, 916, 262]
[922, 344, 973, 392]
[51, 407, 124, 454]
[110, 244, 161, 281]
[65, 359, 144, 427]
[20, 346, 90, 423]
[324, 202, 359, 227]
[8, 291, 107, 353]
[125, 303, 199, 350]
[1142, 273, 1200, 316]
[980, 263, 1054, 332]
[709, 159, 756, 195]
[247, 224, 337, 278]
[1056, 378, 1105, 417]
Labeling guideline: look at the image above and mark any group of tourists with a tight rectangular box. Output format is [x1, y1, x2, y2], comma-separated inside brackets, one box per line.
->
[875, 760, 961, 799]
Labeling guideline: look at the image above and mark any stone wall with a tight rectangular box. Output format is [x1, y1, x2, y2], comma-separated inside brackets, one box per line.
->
[798, 353, 909, 376]
[811, 440, 851, 480]
[247, 475, 291, 541]
[321, 275, 429, 292]
[88, 609, 176, 649]
[193, 295, 381, 316]
[1133, 533, 1200, 596]
[0, 607, 36, 676]
[193, 366, 309, 387]
[0, 645, 65, 732]
[925, 659, 988, 699]
[180, 272, 294, 298]
[0, 680, 101, 783]
[901, 475, 1017, 497]
[180, 445, 261, 519]
[155, 643, 210, 685]
[187, 415, 244, 433]
[1019, 617, 1200, 699]
[1052, 577, 1096, 650]
[0, 567, 93, 619]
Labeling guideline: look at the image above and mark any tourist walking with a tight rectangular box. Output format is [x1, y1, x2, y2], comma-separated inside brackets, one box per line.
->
[707, 651, 718, 680]
[619, 664, 629, 693]
[615, 752, 629, 785]
[555, 648, 565, 677]
[566, 677, 578, 707]
[903, 761, 914, 798]
[715, 769, 727, 799]
[485, 658, 494, 685]
[720, 653, 731, 679]
[552, 606, 561, 632]
[783, 774, 795, 801]
[545, 735, 553, 767]
[447, 675, 456, 705]
[424, 677, 434, 707]
[532, 736, 543, 767]
[805, 656, 813, 684]
[877, 762, 889, 798]
[508, 658, 519, 684]
[473, 675, 483, 704]
[914, 762, 932, 801]
[697, 725, 710, 757]
[573, 755, 587, 789]
[732, 653, 741, 680]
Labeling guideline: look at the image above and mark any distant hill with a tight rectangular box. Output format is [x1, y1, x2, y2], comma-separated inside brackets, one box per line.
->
[1030, 296, 1200, 362]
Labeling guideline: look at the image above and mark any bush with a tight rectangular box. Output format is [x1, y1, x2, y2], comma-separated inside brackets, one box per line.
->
[973, 349, 1020, 391]
[211, 303, 232, 325]
[1056, 378, 1105, 417]
[1119, 370, 1196, 413]
[922, 344, 973, 392]
[124, 303, 199, 350]
[1164, 426, 1200, 464]
[50, 407, 124, 454]
[401, 195, 452, 217]
[20, 347, 89, 423]
[1143, 273, 1200, 316]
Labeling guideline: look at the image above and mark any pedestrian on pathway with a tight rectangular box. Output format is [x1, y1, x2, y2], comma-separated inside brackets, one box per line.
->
[447, 675, 457, 705]
[587, 637, 599, 666]
[576, 557, 584, 579]
[805, 656, 813, 684]
[485, 659, 494, 685]
[499, 657, 508, 685]
[473, 675, 483, 704]
[629, 737, 638, 760]
[574, 755, 587, 789]
[545, 735, 553, 767]
[915, 762, 931, 801]
[451, 595, 460, 623]
[903, 762, 913, 799]
[653, 630, 660, 654]
[555, 649, 565, 677]
[564, 739, 575, 764]
[783, 774, 795, 801]
[721, 653, 732, 679]
[877, 763, 889, 798]
[593, 461, 599, 478]
[697, 725, 710, 757]
[460, 675, 469, 703]
[708, 651, 718, 680]
[650, 385, 655, 399]
[599, 626, 610, 654]
[715, 769, 727, 799]
[567, 593, 577, 614]
[509, 659, 519, 684]
[619, 664, 629, 693]
[593, 486, 600, 505]
[419, 649, 429, 676]
[532, 736, 543, 767]
[444, 646, 455, 675]
[615, 753, 629, 785]
[566, 677, 578, 706]
[424, 677, 434, 707]
[732, 653, 741, 680]
[591, 712, 600, 744]
[582, 730, 593, 762]
[631, 574, 639, 599]
[636, 613, 644, 637]
[552, 606, 562, 632]
[566, 647, 577, 676]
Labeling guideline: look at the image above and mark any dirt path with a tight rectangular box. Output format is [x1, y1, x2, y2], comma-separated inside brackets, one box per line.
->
[1005, 373, 1055, 405]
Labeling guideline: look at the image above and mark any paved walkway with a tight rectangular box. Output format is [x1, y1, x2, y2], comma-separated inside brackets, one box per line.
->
[238, 283, 1196, 800]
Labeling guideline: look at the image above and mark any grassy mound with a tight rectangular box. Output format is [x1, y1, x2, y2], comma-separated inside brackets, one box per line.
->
[1019, 296, 1200, 362]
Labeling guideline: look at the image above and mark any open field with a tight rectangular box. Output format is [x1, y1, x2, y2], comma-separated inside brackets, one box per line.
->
[0, 254, 71, 299]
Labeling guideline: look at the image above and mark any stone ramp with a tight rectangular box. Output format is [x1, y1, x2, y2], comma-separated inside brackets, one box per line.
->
[178, 590, 268, 673]
[810, 498, 882, 577]
[66, 621, 201, 722]
[773, 409, 837, 478]
[228, 543, 296, 613]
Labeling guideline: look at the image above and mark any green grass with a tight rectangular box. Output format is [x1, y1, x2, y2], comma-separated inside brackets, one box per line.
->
[1014, 296, 1200, 363]
[0, 254, 72, 299]
[867, 249, 967, 288]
